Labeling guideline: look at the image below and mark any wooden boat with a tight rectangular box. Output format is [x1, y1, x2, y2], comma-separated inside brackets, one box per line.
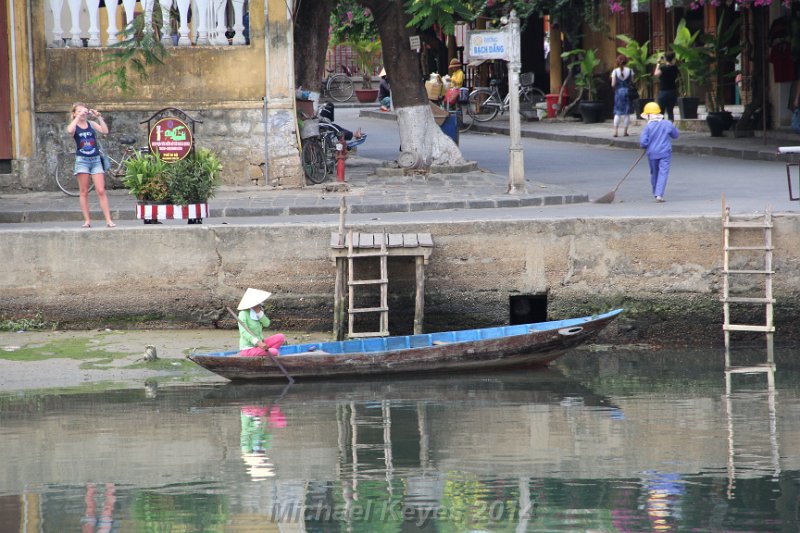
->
[188, 309, 623, 381]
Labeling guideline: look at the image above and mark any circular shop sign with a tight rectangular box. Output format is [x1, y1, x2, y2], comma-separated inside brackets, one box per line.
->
[148, 117, 193, 162]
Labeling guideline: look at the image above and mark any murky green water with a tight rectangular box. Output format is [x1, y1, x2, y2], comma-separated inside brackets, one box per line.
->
[1, 347, 799, 532]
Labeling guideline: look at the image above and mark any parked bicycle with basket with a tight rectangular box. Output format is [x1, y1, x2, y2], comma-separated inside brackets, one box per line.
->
[54, 136, 150, 196]
[467, 72, 546, 122]
[300, 103, 367, 184]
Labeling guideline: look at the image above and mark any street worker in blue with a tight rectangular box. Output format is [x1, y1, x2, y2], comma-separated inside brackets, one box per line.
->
[639, 101, 679, 202]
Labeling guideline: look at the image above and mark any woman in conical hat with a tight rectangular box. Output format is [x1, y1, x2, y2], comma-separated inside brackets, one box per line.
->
[237, 288, 286, 357]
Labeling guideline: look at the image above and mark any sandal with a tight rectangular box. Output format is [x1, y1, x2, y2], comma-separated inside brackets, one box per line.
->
[106, 222, 116, 228]
[82, 222, 91, 228]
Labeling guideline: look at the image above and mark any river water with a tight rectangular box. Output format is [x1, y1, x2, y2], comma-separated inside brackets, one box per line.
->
[1, 345, 799, 531]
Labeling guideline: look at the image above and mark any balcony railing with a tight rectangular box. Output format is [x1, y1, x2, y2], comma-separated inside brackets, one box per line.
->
[45, 0, 249, 48]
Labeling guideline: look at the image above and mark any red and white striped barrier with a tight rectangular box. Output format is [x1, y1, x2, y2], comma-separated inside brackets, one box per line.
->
[136, 203, 208, 220]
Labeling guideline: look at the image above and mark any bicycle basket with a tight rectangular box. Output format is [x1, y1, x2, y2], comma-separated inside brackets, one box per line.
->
[520, 72, 535, 86]
[300, 118, 320, 139]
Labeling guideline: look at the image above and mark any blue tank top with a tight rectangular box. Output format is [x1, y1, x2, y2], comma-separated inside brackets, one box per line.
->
[74, 123, 99, 157]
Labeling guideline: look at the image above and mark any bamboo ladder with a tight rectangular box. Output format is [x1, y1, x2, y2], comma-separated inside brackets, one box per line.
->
[721, 203, 775, 367]
[346, 229, 389, 338]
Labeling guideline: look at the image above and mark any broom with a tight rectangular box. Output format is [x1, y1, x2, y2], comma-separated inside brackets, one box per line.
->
[593, 150, 646, 204]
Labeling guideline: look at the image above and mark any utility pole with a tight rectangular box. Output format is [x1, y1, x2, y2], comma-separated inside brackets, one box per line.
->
[505, 11, 526, 194]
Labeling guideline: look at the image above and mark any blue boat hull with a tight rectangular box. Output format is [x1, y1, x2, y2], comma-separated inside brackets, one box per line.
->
[188, 309, 623, 381]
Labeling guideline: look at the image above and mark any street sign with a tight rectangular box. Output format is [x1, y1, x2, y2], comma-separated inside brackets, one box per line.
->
[468, 30, 509, 60]
[148, 117, 193, 162]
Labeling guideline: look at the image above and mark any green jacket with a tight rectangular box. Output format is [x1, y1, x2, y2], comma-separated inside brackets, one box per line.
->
[238, 310, 271, 349]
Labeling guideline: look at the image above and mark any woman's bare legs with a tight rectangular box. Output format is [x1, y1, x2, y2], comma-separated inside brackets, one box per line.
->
[77, 173, 92, 226]
[91, 172, 115, 227]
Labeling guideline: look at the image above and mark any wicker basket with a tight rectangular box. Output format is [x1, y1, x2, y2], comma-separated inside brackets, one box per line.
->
[300, 118, 319, 139]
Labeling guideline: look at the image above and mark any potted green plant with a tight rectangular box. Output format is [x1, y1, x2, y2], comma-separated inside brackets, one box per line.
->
[561, 48, 604, 123]
[700, 12, 741, 136]
[350, 39, 382, 102]
[617, 35, 660, 115]
[123, 149, 222, 224]
[670, 18, 704, 119]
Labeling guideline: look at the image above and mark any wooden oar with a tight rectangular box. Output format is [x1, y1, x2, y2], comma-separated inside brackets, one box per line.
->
[226, 306, 294, 384]
[593, 150, 646, 204]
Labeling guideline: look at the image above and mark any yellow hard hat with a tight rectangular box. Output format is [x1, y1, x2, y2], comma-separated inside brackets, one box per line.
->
[642, 102, 661, 115]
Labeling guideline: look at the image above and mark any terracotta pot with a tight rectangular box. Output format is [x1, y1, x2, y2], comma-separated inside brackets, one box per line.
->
[354, 89, 379, 103]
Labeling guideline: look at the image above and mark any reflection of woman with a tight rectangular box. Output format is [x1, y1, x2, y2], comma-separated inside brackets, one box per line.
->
[237, 288, 286, 357]
[81, 483, 116, 533]
[67, 103, 115, 228]
[240, 405, 286, 479]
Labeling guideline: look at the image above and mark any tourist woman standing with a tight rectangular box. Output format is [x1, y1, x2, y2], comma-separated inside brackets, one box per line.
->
[67, 102, 115, 228]
[611, 55, 634, 137]
[654, 52, 679, 121]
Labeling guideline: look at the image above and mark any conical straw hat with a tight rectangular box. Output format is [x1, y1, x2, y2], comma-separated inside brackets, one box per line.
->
[237, 288, 272, 310]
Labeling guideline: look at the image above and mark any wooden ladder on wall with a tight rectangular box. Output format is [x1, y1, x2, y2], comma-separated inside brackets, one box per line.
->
[347, 229, 389, 338]
[721, 205, 775, 365]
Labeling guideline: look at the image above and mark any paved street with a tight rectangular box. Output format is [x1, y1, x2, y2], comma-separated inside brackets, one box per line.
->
[2, 105, 800, 230]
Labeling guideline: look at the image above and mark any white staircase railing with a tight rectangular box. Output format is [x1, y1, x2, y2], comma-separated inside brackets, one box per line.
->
[45, 0, 248, 48]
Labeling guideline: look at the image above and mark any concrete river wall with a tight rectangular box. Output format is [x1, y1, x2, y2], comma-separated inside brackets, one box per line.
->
[3, 215, 800, 344]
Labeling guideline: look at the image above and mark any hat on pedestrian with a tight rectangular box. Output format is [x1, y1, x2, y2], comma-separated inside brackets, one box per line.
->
[237, 288, 272, 310]
[448, 58, 462, 69]
[641, 101, 661, 119]
[379, 67, 386, 77]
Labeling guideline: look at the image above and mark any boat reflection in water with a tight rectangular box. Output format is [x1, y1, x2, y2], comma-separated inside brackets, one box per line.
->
[2, 350, 800, 531]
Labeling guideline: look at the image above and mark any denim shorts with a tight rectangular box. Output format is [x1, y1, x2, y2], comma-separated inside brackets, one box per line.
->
[74, 155, 104, 175]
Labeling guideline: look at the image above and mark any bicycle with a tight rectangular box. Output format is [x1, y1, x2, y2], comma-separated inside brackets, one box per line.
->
[466, 72, 546, 123]
[54, 137, 150, 196]
[321, 66, 355, 103]
[441, 87, 474, 133]
[301, 117, 367, 184]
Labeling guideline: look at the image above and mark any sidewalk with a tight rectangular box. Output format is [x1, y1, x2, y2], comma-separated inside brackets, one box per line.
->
[0, 157, 586, 224]
[361, 107, 800, 162]
[3, 105, 799, 225]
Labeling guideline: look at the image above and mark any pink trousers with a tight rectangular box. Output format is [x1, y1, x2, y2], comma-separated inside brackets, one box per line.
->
[239, 333, 286, 357]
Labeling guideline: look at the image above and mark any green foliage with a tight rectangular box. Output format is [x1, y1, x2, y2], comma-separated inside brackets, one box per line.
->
[0, 313, 56, 332]
[349, 38, 383, 88]
[562, 48, 601, 100]
[122, 151, 171, 202]
[617, 35, 659, 98]
[671, 15, 741, 110]
[330, 0, 379, 45]
[123, 149, 221, 204]
[404, 0, 474, 33]
[670, 18, 703, 97]
[89, 14, 167, 93]
[166, 148, 223, 204]
[701, 12, 741, 113]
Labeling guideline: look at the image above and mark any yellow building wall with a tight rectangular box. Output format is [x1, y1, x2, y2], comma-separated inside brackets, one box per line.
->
[31, 0, 267, 112]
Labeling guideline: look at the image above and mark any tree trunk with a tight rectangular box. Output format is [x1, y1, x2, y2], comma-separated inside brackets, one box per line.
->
[361, 0, 464, 166]
[293, 0, 336, 91]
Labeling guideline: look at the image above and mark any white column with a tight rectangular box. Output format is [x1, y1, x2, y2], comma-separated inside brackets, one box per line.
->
[105, 0, 119, 44]
[194, 0, 210, 44]
[506, 10, 526, 194]
[142, 0, 155, 30]
[230, 0, 244, 45]
[175, 0, 191, 45]
[121, 0, 137, 26]
[213, 0, 228, 44]
[49, 0, 65, 46]
[86, 0, 101, 46]
[159, 0, 174, 45]
[66, 0, 83, 47]
[205, 0, 218, 43]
